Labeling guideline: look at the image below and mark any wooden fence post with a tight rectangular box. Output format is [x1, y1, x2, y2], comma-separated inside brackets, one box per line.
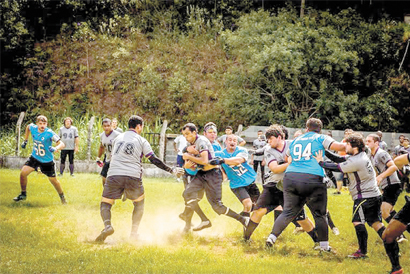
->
[15, 112, 25, 156]
[87, 116, 95, 161]
[159, 120, 168, 162]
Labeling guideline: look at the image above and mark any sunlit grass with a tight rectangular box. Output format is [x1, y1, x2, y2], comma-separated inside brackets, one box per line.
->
[0, 169, 409, 273]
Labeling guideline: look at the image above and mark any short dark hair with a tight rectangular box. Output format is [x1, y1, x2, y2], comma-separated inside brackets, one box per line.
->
[226, 126, 233, 130]
[204, 122, 217, 133]
[346, 132, 366, 152]
[367, 133, 380, 143]
[399, 134, 405, 139]
[102, 118, 111, 125]
[265, 124, 283, 140]
[280, 125, 288, 139]
[36, 115, 47, 123]
[128, 115, 143, 129]
[63, 117, 73, 125]
[257, 130, 263, 133]
[306, 118, 322, 133]
[183, 123, 197, 132]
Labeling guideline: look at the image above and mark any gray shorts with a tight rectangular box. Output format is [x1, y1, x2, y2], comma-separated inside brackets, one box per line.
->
[103, 175, 144, 200]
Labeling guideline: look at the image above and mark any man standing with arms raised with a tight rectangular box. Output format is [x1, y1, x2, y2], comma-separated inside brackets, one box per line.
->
[265, 118, 345, 252]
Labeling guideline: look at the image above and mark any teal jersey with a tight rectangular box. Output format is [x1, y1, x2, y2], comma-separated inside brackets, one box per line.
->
[29, 123, 60, 163]
[286, 132, 335, 177]
[212, 141, 222, 152]
[216, 147, 256, 189]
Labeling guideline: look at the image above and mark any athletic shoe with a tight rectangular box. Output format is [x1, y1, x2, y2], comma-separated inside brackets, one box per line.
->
[293, 227, 304, 235]
[95, 225, 114, 242]
[70, 174, 75, 177]
[319, 246, 336, 254]
[182, 225, 191, 234]
[130, 232, 139, 241]
[60, 196, 67, 205]
[13, 193, 27, 202]
[348, 250, 368, 259]
[58, 174, 63, 177]
[397, 234, 407, 243]
[266, 234, 276, 248]
[193, 220, 212, 231]
[179, 212, 189, 222]
[332, 227, 340, 235]
[390, 267, 403, 274]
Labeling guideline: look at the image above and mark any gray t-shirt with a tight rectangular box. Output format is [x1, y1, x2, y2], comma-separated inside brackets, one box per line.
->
[217, 135, 245, 149]
[264, 140, 290, 186]
[108, 131, 154, 178]
[394, 145, 404, 156]
[370, 148, 400, 189]
[114, 128, 123, 133]
[193, 135, 215, 160]
[100, 130, 121, 162]
[253, 138, 267, 161]
[379, 141, 388, 151]
[338, 152, 381, 200]
[59, 126, 79, 150]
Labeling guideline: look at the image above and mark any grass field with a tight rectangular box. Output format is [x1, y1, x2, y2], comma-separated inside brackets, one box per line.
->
[0, 168, 409, 274]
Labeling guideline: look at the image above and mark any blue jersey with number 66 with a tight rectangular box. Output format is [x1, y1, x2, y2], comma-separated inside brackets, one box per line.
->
[286, 131, 335, 177]
[29, 123, 60, 163]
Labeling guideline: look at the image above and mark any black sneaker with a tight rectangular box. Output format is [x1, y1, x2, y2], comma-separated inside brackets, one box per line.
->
[95, 225, 114, 242]
[13, 193, 27, 202]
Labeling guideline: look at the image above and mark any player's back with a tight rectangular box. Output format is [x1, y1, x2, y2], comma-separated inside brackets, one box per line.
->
[108, 131, 153, 179]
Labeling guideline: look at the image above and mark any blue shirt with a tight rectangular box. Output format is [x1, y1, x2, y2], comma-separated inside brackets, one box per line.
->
[212, 141, 222, 152]
[29, 123, 60, 163]
[216, 147, 256, 189]
[286, 131, 335, 177]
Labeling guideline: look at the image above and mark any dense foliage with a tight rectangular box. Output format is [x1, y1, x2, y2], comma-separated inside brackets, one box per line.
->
[1, 0, 409, 132]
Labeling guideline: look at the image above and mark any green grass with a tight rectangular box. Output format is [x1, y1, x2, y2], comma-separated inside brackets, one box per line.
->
[0, 168, 409, 273]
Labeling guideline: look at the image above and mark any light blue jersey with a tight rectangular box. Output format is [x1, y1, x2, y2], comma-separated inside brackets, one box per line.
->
[216, 147, 256, 189]
[212, 141, 222, 152]
[286, 131, 335, 177]
[29, 123, 60, 163]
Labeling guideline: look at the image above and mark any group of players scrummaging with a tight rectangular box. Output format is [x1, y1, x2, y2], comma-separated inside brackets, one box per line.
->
[14, 115, 410, 274]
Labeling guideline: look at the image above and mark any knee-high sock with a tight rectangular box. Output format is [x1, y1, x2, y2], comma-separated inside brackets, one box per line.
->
[377, 226, 386, 239]
[384, 240, 401, 270]
[189, 200, 209, 222]
[60, 163, 65, 174]
[225, 208, 245, 224]
[100, 202, 112, 227]
[307, 228, 319, 243]
[244, 220, 259, 240]
[274, 209, 282, 221]
[69, 164, 74, 175]
[385, 210, 397, 224]
[355, 224, 368, 254]
[326, 211, 336, 229]
[131, 200, 144, 235]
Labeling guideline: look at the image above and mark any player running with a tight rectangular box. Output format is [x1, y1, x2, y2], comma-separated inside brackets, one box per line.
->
[96, 118, 121, 186]
[14, 115, 67, 204]
[95, 115, 184, 242]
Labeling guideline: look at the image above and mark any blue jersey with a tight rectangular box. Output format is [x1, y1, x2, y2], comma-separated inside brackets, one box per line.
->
[29, 123, 60, 163]
[212, 141, 222, 152]
[216, 147, 256, 189]
[286, 131, 335, 177]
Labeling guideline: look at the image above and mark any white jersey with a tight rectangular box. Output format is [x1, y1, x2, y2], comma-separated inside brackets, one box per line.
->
[264, 140, 290, 185]
[174, 135, 188, 156]
[370, 148, 400, 189]
[100, 130, 121, 162]
[59, 126, 79, 150]
[107, 130, 154, 178]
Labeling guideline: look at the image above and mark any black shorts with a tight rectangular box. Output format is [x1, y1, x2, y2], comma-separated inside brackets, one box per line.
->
[382, 183, 402, 206]
[25, 156, 56, 177]
[254, 183, 284, 213]
[100, 162, 110, 178]
[393, 195, 410, 226]
[231, 182, 260, 203]
[102, 175, 144, 200]
[352, 196, 383, 226]
[60, 150, 74, 164]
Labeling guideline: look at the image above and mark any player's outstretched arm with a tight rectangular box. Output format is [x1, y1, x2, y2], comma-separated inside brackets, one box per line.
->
[314, 150, 340, 171]
[394, 154, 410, 170]
[148, 154, 184, 176]
[324, 150, 346, 163]
[329, 141, 346, 152]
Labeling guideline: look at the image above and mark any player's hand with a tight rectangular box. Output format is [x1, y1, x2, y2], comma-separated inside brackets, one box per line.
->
[74, 146, 79, 153]
[48, 146, 57, 153]
[248, 149, 255, 155]
[172, 167, 185, 177]
[313, 150, 323, 162]
[21, 140, 28, 149]
[209, 157, 225, 165]
[96, 157, 104, 167]
[376, 175, 383, 185]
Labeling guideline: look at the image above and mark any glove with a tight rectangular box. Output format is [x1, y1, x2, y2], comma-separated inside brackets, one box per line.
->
[209, 157, 225, 165]
[172, 167, 185, 178]
[21, 140, 28, 149]
[48, 146, 56, 153]
[96, 157, 104, 167]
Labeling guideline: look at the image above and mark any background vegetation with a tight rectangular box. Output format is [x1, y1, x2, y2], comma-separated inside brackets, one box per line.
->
[1, 0, 409, 132]
[1, 169, 409, 273]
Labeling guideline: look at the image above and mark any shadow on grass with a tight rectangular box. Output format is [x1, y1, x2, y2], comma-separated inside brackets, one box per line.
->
[4, 201, 52, 208]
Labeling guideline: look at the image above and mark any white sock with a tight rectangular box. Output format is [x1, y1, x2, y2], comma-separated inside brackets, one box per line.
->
[320, 241, 329, 250]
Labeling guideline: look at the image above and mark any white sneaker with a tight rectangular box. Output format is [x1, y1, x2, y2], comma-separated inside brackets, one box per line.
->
[332, 227, 340, 235]
[265, 234, 276, 247]
[397, 234, 407, 243]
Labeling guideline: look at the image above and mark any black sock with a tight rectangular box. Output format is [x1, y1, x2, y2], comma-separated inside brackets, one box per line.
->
[355, 224, 368, 254]
[274, 210, 282, 221]
[292, 219, 301, 228]
[377, 226, 386, 239]
[100, 202, 112, 227]
[326, 211, 336, 229]
[244, 220, 259, 240]
[384, 241, 401, 270]
[60, 163, 65, 174]
[69, 164, 74, 175]
[225, 208, 244, 224]
[59, 193, 65, 198]
[21, 191, 27, 196]
[240, 211, 250, 217]
[307, 229, 319, 243]
[131, 200, 144, 235]
[385, 210, 397, 224]
[189, 201, 209, 222]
